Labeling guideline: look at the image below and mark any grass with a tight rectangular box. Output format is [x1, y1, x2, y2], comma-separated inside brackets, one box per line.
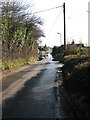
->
[62, 54, 90, 120]
[2, 56, 38, 71]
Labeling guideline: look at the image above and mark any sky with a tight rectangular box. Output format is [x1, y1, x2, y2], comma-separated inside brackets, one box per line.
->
[11, 0, 89, 47]
[89, 1, 90, 46]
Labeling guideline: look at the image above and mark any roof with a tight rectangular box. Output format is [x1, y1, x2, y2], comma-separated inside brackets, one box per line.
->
[38, 46, 46, 51]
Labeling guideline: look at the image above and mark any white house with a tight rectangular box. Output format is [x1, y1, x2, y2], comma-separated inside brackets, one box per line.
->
[38, 46, 46, 57]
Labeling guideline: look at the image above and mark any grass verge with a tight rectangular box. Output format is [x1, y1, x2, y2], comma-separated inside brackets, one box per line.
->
[2, 56, 38, 71]
[62, 55, 90, 120]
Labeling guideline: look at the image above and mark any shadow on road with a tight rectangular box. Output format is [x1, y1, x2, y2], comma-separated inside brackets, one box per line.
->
[2, 61, 76, 119]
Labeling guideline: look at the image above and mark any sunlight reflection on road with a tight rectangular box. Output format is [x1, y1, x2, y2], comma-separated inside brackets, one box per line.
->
[32, 80, 63, 93]
[32, 79, 63, 101]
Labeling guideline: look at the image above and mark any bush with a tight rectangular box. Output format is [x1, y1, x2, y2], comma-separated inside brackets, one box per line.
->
[52, 46, 59, 61]
[2, 56, 38, 71]
[63, 49, 77, 55]
[62, 55, 90, 120]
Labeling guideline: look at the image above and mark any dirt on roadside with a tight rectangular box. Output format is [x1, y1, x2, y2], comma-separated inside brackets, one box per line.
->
[2, 61, 39, 80]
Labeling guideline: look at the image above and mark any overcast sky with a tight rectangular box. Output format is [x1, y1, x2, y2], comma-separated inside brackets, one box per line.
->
[14, 0, 89, 47]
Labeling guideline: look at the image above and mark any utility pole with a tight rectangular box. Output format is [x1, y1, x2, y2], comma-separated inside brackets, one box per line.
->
[63, 3, 66, 50]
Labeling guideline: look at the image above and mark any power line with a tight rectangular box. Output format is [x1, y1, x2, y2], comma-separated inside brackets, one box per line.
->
[33, 5, 63, 14]
[46, 7, 63, 36]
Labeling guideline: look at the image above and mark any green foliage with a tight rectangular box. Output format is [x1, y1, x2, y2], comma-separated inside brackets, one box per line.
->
[63, 47, 88, 56]
[77, 47, 83, 55]
[2, 57, 38, 71]
[63, 49, 77, 55]
[88, 49, 90, 56]
[28, 56, 37, 64]
[2, 1, 44, 70]
[13, 26, 26, 51]
[52, 46, 59, 60]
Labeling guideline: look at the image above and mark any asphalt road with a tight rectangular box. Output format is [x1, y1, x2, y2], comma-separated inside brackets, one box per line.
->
[2, 59, 75, 119]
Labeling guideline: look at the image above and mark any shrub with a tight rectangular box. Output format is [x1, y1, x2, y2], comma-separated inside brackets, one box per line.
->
[2, 56, 37, 71]
[63, 49, 77, 55]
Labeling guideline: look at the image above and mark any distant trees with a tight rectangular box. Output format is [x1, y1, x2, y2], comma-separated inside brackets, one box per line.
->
[52, 46, 59, 60]
[2, 1, 44, 63]
[44, 44, 49, 51]
[52, 40, 88, 62]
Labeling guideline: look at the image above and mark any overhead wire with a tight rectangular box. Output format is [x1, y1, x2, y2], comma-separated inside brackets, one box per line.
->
[46, 7, 63, 36]
[33, 5, 63, 14]
[29, 0, 34, 7]
[33, 3, 63, 44]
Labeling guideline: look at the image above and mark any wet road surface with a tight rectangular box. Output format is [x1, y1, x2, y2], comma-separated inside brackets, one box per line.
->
[2, 60, 75, 119]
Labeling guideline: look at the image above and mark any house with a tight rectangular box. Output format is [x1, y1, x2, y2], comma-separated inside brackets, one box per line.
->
[67, 43, 84, 50]
[38, 46, 47, 59]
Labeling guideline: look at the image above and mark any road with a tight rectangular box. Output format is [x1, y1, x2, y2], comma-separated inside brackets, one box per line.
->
[2, 59, 75, 119]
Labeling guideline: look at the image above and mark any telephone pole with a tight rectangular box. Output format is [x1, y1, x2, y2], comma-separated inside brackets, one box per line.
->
[63, 3, 66, 50]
